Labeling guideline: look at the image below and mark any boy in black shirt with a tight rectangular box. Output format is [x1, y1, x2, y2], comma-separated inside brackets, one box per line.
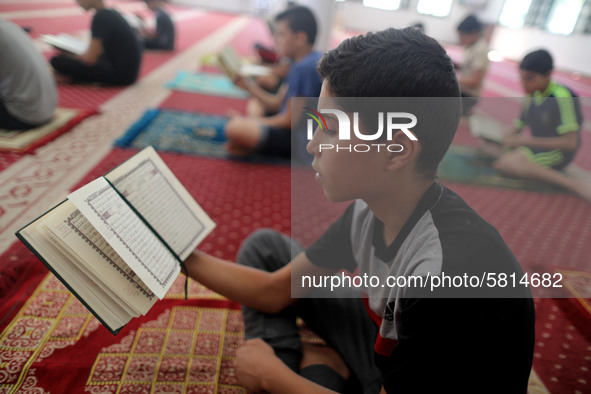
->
[51, 0, 142, 86]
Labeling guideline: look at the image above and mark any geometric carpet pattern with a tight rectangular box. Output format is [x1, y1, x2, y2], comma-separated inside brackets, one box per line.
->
[0, 273, 245, 394]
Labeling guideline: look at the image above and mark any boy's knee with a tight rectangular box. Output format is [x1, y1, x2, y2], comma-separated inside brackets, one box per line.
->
[494, 151, 529, 177]
[236, 228, 286, 268]
[49, 55, 64, 70]
[224, 118, 242, 141]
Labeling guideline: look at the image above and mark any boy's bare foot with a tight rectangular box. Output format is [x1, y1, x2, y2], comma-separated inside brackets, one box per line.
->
[571, 181, 591, 203]
[300, 343, 350, 381]
[53, 73, 72, 84]
[224, 142, 252, 157]
[565, 164, 591, 182]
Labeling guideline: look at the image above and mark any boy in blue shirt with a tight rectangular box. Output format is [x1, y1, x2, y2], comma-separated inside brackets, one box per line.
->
[185, 28, 535, 393]
[224, 6, 322, 158]
[493, 49, 590, 201]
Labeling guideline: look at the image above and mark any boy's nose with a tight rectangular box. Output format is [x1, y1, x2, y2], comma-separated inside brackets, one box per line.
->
[306, 127, 320, 156]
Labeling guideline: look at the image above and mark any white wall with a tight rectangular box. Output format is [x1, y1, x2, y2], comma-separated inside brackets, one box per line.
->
[170, 0, 591, 75]
[489, 26, 591, 76]
[338, 0, 591, 76]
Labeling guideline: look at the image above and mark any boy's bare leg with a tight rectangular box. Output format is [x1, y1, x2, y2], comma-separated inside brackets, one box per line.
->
[494, 150, 591, 202]
[224, 117, 263, 156]
[477, 139, 505, 158]
[52, 71, 73, 84]
[564, 163, 591, 182]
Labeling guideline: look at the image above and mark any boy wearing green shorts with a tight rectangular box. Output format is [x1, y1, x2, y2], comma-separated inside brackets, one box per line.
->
[494, 49, 590, 201]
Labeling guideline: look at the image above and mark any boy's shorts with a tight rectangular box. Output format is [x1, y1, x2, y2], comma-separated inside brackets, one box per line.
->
[257, 125, 291, 157]
[519, 146, 575, 171]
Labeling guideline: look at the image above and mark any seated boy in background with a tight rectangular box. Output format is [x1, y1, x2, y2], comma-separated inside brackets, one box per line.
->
[136, 0, 175, 51]
[490, 49, 590, 202]
[51, 0, 142, 86]
[0, 18, 57, 130]
[224, 6, 322, 157]
[456, 14, 489, 116]
[185, 27, 535, 393]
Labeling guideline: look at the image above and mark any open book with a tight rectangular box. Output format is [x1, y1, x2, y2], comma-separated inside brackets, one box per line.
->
[39, 33, 87, 55]
[468, 114, 507, 144]
[216, 46, 272, 81]
[16, 147, 215, 334]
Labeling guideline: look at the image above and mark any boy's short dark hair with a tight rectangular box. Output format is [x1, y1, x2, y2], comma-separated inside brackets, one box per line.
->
[275, 6, 317, 46]
[457, 14, 482, 33]
[519, 49, 553, 75]
[317, 27, 461, 179]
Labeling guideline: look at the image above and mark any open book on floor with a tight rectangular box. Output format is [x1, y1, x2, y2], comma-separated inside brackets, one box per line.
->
[39, 33, 87, 55]
[16, 146, 215, 335]
[216, 45, 272, 81]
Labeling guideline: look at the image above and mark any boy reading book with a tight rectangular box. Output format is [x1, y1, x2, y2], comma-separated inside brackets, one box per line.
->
[50, 0, 142, 86]
[224, 6, 322, 158]
[491, 49, 591, 202]
[184, 28, 535, 393]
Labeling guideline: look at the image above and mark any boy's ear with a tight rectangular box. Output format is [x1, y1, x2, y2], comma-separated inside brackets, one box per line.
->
[294, 30, 309, 47]
[384, 129, 420, 172]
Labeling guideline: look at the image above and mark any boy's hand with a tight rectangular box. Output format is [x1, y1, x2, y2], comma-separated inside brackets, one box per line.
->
[503, 134, 526, 148]
[233, 76, 255, 92]
[235, 338, 281, 392]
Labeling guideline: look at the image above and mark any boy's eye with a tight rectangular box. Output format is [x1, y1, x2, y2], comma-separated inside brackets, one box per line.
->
[323, 129, 337, 136]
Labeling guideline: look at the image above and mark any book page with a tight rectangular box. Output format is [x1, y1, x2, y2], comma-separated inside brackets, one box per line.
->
[105, 146, 215, 261]
[17, 203, 135, 332]
[217, 46, 242, 80]
[68, 177, 180, 299]
[240, 64, 272, 77]
[469, 114, 506, 143]
[39, 34, 87, 55]
[42, 201, 157, 316]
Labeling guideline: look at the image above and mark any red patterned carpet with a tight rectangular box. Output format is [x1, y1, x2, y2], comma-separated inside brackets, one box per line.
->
[1, 2, 591, 393]
[0, 149, 291, 393]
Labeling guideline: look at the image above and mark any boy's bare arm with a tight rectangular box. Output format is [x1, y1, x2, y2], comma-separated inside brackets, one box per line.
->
[236, 338, 338, 394]
[237, 77, 287, 114]
[259, 103, 291, 129]
[504, 131, 578, 151]
[78, 38, 103, 66]
[184, 250, 336, 313]
[458, 69, 485, 90]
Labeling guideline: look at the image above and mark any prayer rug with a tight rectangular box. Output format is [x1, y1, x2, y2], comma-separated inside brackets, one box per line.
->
[166, 71, 249, 99]
[114, 109, 228, 158]
[115, 109, 291, 163]
[0, 108, 97, 154]
[438, 145, 566, 193]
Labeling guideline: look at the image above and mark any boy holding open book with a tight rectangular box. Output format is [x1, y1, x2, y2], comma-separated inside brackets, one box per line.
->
[185, 27, 535, 393]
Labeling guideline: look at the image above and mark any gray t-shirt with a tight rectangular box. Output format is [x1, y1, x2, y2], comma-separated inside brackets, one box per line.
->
[0, 18, 57, 125]
[306, 182, 535, 392]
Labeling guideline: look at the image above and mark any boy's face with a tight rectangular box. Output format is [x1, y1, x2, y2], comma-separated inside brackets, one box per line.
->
[458, 31, 479, 46]
[146, 0, 158, 10]
[76, 0, 94, 10]
[306, 82, 388, 203]
[274, 20, 300, 59]
[519, 69, 551, 95]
